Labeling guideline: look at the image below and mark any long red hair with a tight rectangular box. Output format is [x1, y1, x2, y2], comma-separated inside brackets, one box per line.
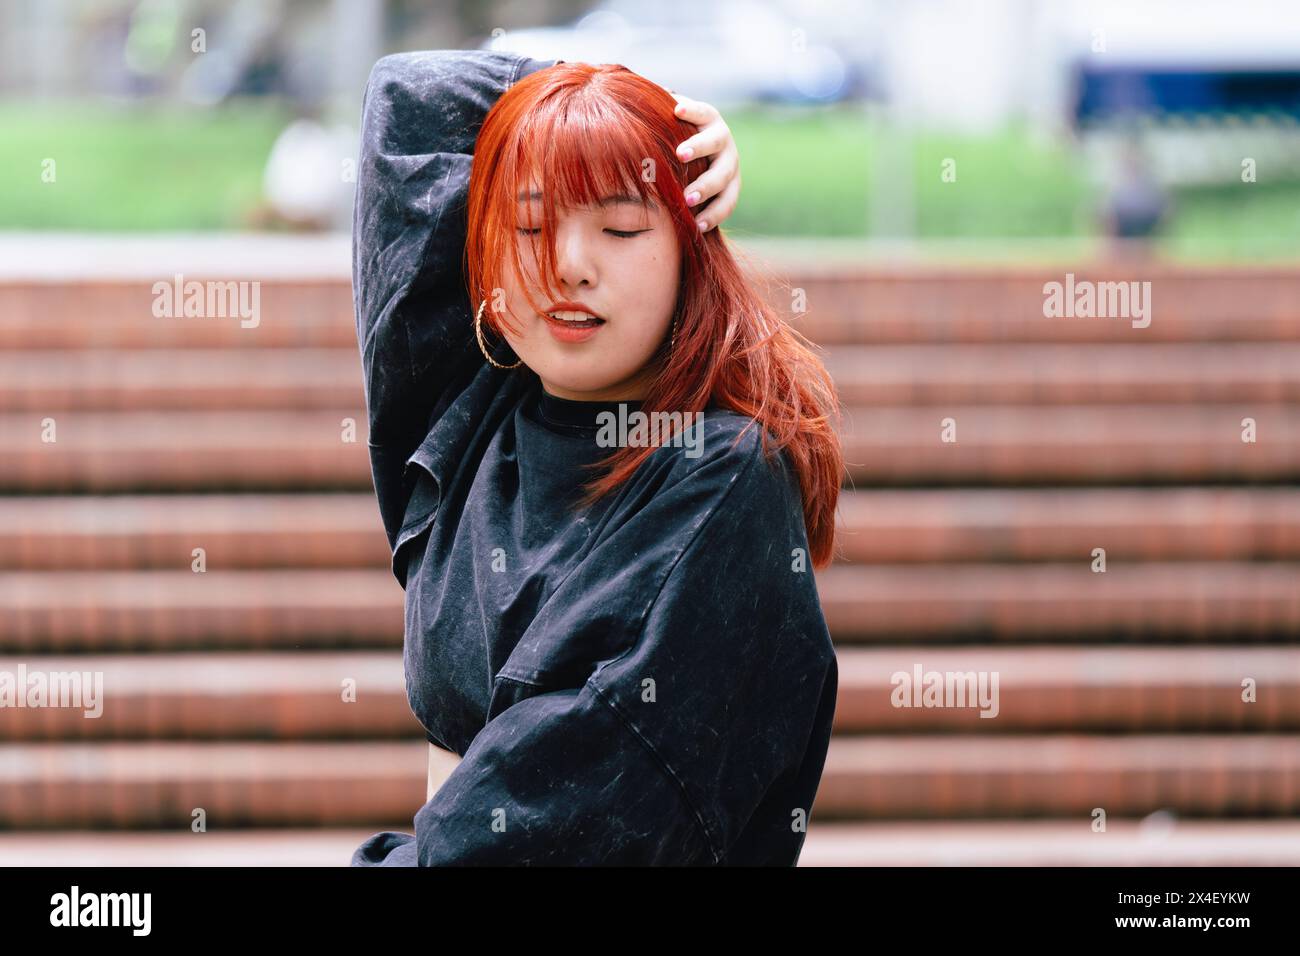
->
[465, 62, 844, 568]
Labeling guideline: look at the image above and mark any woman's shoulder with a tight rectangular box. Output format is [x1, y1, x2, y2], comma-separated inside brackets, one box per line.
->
[642, 406, 801, 516]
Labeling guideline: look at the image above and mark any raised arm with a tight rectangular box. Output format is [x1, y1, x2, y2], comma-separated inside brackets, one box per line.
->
[352, 50, 556, 553]
[352, 51, 746, 561]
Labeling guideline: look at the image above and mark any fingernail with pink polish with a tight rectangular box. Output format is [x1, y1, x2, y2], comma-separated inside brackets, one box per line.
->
[685, 191, 701, 206]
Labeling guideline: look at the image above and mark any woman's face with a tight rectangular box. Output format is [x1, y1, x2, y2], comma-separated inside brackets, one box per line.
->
[494, 172, 681, 401]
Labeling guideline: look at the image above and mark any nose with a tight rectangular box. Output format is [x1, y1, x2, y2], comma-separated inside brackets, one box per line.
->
[554, 218, 596, 290]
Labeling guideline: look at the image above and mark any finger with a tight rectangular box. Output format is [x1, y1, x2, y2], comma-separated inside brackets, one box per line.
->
[682, 147, 738, 204]
[675, 122, 729, 163]
[672, 96, 720, 125]
[694, 174, 740, 232]
[704, 174, 741, 228]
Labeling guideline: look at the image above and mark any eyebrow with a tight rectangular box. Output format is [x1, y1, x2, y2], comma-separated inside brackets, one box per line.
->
[516, 190, 656, 209]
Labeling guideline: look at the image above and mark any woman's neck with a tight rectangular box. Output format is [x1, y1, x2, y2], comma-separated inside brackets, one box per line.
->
[537, 368, 655, 403]
[530, 382, 645, 438]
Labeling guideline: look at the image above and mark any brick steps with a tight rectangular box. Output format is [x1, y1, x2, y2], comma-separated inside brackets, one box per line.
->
[0, 741, 422, 827]
[4, 563, 1298, 650]
[1, 819, 1296, 866]
[0, 494, 388, 570]
[0, 829, 389, 867]
[0, 350, 364, 411]
[0, 652, 412, 740]
[815, 734, 1300, 818]
[817, 562, 1300, 641]
[5, 489, 1300, 569]
[0, 570, 403, 652]
[6, 264, 1299, 349]
[824, 343, 1300, 404]
[2, 252, 1296, 862]
[796, 819, 1300, 866]
[832, 487, 1300, 562]
[783, 267, 1300, 343]
[0, 281, 354, 350]
[3, 488, 1297, 571]
[0, 411, 370, 492]
[2, 405, 1295, 491]
[833, 646, 1300, 731]
[5, 343, 1298, 411]
[0, 647, 1296, 741]
[1, 735, 1295, 827]
[837, 403, 1300, 484]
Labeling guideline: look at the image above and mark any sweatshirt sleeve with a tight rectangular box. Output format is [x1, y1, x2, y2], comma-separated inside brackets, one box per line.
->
[350, 421, 839, 866]
[351, 49, 557, 553]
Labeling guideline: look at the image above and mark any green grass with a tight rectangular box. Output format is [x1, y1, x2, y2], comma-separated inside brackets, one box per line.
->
[1, 98, 1297, 262]
[910, 127, 1094, 237]
[721, 105, 874, 236]
[0, 99, 289, 230]
[1154, 181, 1300, 261]
[724, 108, 1096, 239]
[725, 106, 1300, 260]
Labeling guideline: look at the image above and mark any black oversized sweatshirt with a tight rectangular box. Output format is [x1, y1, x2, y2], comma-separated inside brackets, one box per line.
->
[348, 49, 838, 866]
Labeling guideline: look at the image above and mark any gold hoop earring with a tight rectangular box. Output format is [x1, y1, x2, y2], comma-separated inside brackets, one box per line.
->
[475, 299, 522, 370]
[669, 316, 679, 352]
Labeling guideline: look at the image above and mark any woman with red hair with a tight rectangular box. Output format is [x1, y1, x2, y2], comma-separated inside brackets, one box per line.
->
[350, 49, 842, 866]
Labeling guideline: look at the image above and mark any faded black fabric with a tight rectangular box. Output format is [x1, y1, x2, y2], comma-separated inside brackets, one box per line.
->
[349, 50, 838, 866]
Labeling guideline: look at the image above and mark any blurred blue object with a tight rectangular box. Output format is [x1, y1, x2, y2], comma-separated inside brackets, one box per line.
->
[1068, 0, 1300, 125]
[1076, 69, 1300, 124]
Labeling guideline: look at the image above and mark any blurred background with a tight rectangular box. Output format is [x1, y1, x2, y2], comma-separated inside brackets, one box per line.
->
[2, 0, 1300, 253]
[0, 0, 1297, 866]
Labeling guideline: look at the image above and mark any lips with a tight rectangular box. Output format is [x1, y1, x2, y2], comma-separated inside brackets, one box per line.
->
[540, 301, 605, 343]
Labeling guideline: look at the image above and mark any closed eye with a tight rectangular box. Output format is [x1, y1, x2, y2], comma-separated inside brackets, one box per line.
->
[516, 227, 649, 237]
